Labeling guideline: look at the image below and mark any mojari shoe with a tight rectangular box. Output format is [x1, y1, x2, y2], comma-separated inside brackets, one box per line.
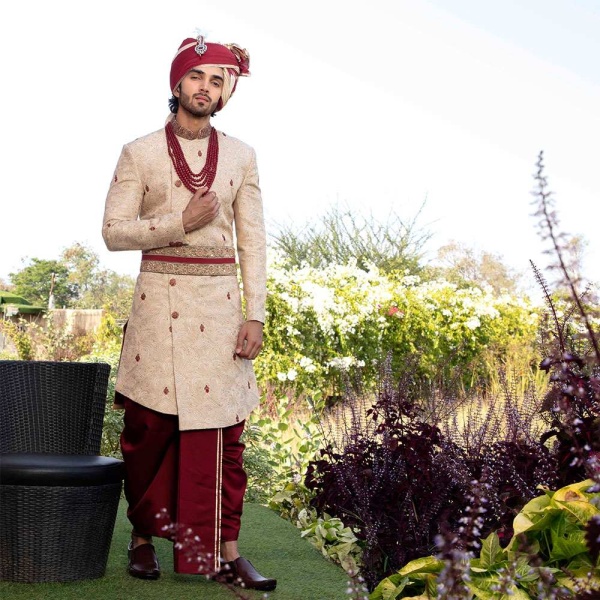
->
[215, 556, 277, 591]
[127, 541, 161, 580]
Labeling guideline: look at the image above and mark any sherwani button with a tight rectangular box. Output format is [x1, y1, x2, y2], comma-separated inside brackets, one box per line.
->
[170, 278, 176, 286]
[175, 180, 182, 187]
[172, 311, 179, 319]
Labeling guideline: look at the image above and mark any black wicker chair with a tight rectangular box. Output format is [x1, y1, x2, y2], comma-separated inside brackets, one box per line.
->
[0, 360, 124, 583]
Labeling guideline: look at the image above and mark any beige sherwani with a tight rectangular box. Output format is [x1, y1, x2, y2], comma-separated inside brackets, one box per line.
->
[102, 121, 266, 430]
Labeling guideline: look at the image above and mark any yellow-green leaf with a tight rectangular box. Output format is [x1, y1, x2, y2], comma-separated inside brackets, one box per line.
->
[480, 532, 503, 568]
[398, 556, 444, 576]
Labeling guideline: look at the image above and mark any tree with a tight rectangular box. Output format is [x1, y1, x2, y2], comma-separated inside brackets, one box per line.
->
[8, 243, 135, 317]
[58, 242, 133, 316]
[269, 203, 431, 274]
[59, 242, 135, 317]
[431, 240, 521, 294]
[543, 233, 589, 289]
[61, 242, 100, 304]
[9, 258, 76, 307]
[91, 268, 135, 318]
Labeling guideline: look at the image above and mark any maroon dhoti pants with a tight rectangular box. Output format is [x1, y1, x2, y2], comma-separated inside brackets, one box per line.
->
[120, 397, 247, 574]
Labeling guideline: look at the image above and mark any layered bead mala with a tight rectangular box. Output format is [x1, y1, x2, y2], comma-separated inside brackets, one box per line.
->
[165, 120, 219, 193]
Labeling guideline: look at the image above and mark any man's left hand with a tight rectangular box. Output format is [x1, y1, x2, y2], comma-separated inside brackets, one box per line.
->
[235, 320, 264, 360]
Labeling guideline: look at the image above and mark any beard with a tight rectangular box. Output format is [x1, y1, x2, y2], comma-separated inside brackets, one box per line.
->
[178, 90, 218, 117]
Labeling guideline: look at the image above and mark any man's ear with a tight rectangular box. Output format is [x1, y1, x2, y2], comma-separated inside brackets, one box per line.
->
[173, 84, 181, 98]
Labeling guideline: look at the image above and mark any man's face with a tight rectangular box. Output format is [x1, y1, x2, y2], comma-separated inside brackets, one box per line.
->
[175, 66, 224, 118]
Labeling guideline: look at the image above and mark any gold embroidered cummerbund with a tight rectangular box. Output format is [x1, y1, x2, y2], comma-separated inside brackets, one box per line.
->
[140, 246, 237, 276]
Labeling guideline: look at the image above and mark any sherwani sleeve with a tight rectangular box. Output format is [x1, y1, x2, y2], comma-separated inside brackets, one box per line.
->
[233, 149, 267, 323]
[102, 144, 188, 251]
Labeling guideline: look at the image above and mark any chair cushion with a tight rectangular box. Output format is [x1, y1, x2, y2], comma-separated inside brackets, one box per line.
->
[0, 453, 124, 486]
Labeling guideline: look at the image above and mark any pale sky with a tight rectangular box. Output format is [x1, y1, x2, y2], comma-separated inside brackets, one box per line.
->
[1, 0, 599, 292]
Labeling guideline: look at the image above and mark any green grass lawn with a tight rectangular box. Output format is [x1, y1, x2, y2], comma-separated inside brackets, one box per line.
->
[0, 501, 351, 600]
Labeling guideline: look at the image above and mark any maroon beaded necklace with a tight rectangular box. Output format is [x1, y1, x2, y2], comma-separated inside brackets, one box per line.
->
[165, 120, 219, 193]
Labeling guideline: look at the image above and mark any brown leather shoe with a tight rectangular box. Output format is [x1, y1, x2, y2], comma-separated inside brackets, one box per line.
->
[216, 556, 277, 591]
[127, 541, 161, 580]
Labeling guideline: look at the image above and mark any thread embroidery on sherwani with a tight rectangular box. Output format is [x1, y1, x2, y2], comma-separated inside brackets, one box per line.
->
[141, 261, 236, 276]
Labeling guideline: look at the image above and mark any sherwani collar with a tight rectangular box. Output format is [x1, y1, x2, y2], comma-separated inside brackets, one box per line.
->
[170, 116, 213, 140]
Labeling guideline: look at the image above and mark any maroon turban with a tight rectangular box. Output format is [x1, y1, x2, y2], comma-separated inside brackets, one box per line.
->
[170, 35, 250, 110]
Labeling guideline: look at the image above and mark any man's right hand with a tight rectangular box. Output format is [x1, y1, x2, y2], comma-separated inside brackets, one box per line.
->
[182, 186, 220, 233]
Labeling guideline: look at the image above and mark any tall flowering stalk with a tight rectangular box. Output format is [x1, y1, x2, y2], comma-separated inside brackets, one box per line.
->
[531, 150, 600, 363]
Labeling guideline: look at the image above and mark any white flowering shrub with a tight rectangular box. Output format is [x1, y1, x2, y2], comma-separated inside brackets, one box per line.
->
[254, 257, 540, 399]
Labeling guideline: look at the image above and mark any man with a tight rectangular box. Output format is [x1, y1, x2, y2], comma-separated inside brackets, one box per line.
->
[102, 32, 275, 591]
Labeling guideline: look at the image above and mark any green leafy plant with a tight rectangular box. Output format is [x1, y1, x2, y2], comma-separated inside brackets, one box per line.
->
[268, 480, 363, 573]
[296, 508, 363, 573]
[370, 479, 600, 599]
[83, 329, 123, 458]
[242, 393, 324, 503]
[0, 313, 95, 361]
[0, 319, 35, 360]
[269, 480, 315, 523]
